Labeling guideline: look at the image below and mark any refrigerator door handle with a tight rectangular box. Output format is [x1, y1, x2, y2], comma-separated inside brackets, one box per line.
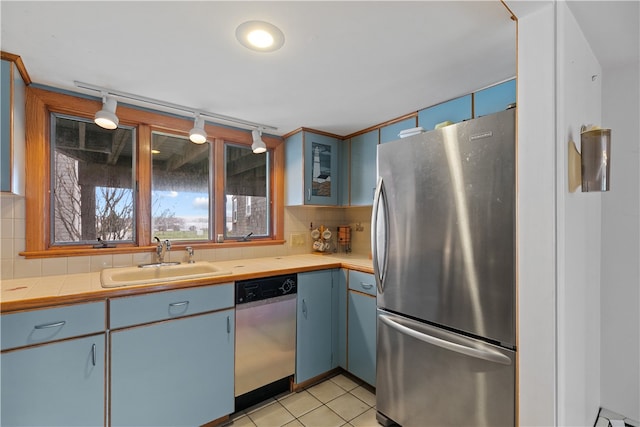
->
[379, 314, 512, 366]
[371, 177, 389, 293]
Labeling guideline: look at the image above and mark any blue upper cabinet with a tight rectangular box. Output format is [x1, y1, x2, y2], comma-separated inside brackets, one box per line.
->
[1, 60, 11, 192]
[338, 138, 350, 206]
[418, 95, 472, 131]
[285, 129, 340, 206]
[1, 56, 27, 195]
[474, 79, 516, 117]
[350, 129, 378, 205]
[285, 131, 304, 205]
[380, 117, 416, 144]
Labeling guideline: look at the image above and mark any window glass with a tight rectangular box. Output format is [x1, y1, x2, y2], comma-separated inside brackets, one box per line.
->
[51, 114, 135, 244]
[151, 132, 210, 240]
[225, 144, 269, 238]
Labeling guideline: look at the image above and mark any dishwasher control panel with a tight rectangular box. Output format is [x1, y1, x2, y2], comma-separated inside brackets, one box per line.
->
[235, 274, 297, 304]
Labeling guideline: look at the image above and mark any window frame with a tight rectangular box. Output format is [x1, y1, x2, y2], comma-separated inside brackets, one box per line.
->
[22, 86, 284, 258]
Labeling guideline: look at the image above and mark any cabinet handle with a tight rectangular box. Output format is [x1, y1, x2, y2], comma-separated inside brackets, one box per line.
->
[226, 316, 230, 334]
[360, 282, 374, 290]
[34, 320, 66, 329]
[307, 188, 311, 201]
[91, 343, 96, 366]
[302, 299, 308, 318]
[169, 301, 189, 307]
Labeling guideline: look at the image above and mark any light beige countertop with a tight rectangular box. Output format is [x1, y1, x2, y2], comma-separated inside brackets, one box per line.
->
[1, 254, 373, 313]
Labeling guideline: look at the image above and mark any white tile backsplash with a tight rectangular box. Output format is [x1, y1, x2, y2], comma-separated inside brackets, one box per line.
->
[42, 257, 69, 276]
[1, 218, 14, 239]
[13, 258, 42, 279]
[66, 256, 92, 274]
[1, 238, 14, 260]
[90, 254, 113, 272]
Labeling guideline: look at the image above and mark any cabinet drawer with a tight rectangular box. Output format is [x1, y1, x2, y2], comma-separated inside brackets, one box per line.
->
[109, 283, 233, 329]
[349, 271, 376, 296]
[1, 301, 106, 351]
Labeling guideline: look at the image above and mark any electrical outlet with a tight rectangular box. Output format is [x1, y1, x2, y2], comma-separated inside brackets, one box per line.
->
[290, 233, 306, 247]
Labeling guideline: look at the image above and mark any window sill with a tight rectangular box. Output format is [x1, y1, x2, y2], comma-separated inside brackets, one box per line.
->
[19, 239, 287, 259]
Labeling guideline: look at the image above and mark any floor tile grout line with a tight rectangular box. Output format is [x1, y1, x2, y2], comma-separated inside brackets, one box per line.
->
[235, 375, 375, 427]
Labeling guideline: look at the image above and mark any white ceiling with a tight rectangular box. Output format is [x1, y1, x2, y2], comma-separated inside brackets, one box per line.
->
[566, 0, 639, 69]
[2, 2, 636, 138]
[1, 1, 517, 137]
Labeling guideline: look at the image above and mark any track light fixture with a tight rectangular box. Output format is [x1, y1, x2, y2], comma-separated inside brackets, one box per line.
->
[94, 93, 119, 129]
[251, 129, 267, 154]
[189, 114, 208, 144]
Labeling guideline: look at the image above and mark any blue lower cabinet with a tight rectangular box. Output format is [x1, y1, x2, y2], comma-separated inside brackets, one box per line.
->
[110, 309, 234, 426]
[347, 290, 377, 386]
[336, 269, 348, 369]
[296, 270, 337, 383]
[1, 335, 105, 426]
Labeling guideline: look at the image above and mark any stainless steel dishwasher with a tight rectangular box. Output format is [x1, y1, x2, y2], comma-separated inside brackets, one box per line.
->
[234, 274, 297, 405]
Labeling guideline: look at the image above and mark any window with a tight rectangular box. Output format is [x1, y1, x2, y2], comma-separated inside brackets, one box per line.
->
[151, 132, 210, 241]
[22, 87, 284, 257]
[51, 114, 136, 245]
[224, 144, 269, 239]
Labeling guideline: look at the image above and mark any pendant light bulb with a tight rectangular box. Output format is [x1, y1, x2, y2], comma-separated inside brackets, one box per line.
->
[94, 94, 119, 130]
[189, 115, 207, 144]
[251, 129, 267, 153]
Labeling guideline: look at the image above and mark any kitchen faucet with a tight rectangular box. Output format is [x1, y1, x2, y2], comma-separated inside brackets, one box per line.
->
[153, 237, 171, 263]
[240, 232, 253, 242]
[185, 246, 195, 264]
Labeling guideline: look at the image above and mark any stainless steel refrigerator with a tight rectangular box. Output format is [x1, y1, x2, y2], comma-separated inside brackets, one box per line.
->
[373, 108, 516, 427]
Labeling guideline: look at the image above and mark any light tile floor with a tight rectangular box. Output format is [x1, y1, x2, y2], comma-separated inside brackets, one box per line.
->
[230, 373, 379, 427]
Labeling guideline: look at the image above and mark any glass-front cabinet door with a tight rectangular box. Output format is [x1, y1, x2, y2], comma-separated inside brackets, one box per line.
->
[304, 132, 339, 206]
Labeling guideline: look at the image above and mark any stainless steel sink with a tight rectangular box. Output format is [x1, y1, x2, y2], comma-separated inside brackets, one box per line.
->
[100, 262, 232, 288]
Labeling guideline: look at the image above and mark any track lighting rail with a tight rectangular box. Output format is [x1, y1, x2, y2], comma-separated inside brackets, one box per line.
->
[73, 80, 278, 133]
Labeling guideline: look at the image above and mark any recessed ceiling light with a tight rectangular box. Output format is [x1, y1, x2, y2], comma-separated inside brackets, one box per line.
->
[236, 20, 284, 52]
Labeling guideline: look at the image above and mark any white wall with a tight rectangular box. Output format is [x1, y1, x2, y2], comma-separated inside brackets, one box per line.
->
[513, 1, 637, 425]
[600, 59, 640, 420]
[514, 3, 558, 425]
[556, 3, 603, 424]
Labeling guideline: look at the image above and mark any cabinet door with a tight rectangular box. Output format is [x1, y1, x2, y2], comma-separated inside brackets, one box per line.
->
[304, 132, 339, 205]
[380, 117, 416, 144]
[110, 309, 234, 427]
[1, 334, 105, 426]
[338, 138, 350, 206]
[1, 58, 26, 195]
[474, 79, 516, 117]
[418, 95, 472, 131]
[348, 291, 376, 386]
[285, 131, 304, 205]
[336, 269, 348, 369]
[350, 129, 378, 205]
[296, 270, 334, 383]
[1, 60, 11, 192]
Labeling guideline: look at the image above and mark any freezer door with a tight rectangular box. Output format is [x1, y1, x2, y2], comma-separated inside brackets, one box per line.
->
[374, 108, 515, 346]
[376, 310, 515, 427]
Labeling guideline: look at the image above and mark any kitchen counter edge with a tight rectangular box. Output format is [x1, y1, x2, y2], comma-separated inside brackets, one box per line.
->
[1, 254, 373, 313]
